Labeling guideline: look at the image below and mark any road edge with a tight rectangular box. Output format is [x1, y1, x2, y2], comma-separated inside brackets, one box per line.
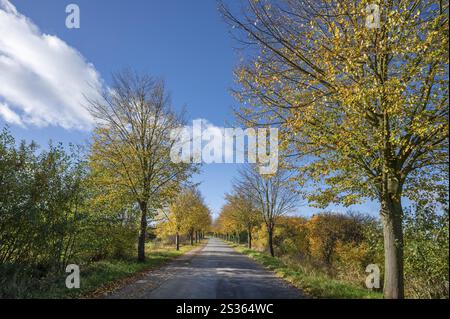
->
[85, 241, 209, 299]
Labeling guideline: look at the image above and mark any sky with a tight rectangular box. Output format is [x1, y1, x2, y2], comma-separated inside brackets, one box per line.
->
[0, 0, 380, 218]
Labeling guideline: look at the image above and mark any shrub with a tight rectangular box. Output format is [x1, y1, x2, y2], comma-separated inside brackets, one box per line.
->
[0, 128, 140, 297]
[272, 217, 309, 258]
[306, 212, 365, 267]
[404, 204, 449, 299]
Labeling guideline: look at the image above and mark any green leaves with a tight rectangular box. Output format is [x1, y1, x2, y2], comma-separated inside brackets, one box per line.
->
[0, 128, 88, 290]
[403, 204, 449, 298]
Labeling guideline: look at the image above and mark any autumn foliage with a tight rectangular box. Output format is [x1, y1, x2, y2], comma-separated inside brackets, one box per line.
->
[156, 187, 211, 248]
[222, 0, 449, 298]
[215, 206, 448, 298]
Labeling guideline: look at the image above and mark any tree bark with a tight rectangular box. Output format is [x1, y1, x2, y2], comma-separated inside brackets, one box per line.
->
[381, 194, 404, 299]
[190, 231, 194, 245]
[268, 226, 275, 257]
[247, 227, 252, 249]
[175, 231, 180, 251]
[138, 201, 148, 262]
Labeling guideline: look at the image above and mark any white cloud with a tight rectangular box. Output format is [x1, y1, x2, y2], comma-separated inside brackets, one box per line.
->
[0, 0, 103, 130]
[0, 102, 24, 127]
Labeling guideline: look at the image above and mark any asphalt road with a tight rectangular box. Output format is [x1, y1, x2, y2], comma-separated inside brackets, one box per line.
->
[106, 238, 304, 299]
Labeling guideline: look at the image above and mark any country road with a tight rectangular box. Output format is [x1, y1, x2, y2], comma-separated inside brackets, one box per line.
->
[105, 238, 304, 299]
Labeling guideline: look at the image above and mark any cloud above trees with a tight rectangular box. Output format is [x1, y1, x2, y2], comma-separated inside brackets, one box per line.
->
[0, 0, 103, 130]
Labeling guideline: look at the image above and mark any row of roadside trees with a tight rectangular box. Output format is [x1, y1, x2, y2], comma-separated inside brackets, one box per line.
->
[156, 187, 212, 250]
[219, 0, 449, 299]
[216, 166, 298, 256]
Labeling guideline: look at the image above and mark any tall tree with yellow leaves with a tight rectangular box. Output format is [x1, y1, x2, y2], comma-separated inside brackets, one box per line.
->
[222, 0, 448, 298]
[88, 71, 196, 262]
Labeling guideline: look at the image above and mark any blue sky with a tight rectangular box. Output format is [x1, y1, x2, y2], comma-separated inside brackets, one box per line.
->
[0, 0, 380, 217]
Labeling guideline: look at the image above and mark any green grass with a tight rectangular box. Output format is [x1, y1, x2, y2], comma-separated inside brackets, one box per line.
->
[230, 243, 382, 299]
[30, 243, 202, 299]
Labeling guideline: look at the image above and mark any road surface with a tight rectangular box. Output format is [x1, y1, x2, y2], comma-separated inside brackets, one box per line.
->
[105, 238, 304, 299]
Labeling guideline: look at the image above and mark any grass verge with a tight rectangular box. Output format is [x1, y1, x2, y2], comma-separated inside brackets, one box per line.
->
[230, 243, 382, 299]
[31, 242, 204, 299]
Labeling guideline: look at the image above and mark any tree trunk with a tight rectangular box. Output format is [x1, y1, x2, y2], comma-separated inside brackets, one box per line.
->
[380, 109, 405, 299]
[176, 231, 180, 251]
[138, 201, 148, 262]
[267, 227, 274, 257]
[381, 195, 404, 299]
[190, 231, 194, 245]
[247, 227, 252, 249]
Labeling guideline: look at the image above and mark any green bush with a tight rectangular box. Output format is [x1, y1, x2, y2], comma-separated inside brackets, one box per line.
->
[404, 204, 449, 298]
[0, 127, 139, 298]
[0, 128, 87, 270]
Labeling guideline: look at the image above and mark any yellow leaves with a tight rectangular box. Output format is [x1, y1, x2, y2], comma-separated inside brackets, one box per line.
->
[159, 188, 211, 239]
[232, 0, 448, 209]
[217, 192, 261, 234]
[306, 212, 369, 265]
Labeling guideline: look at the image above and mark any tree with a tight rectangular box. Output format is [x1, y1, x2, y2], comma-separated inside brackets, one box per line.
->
[224, 192, 261, 248]
[222, 0, 448, 298]
[83, 171, 140, 260]
[233, 165, 298, 256]
[216, 204, 238, 241]
[88, 71, 196, 261]
[219, 202, 245, 244]
[184, 190, 211, 246]
[159, 187, 211, 250]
